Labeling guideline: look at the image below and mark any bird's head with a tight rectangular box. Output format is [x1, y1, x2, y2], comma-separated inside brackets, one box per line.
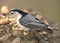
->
[8, 9, 28, 19]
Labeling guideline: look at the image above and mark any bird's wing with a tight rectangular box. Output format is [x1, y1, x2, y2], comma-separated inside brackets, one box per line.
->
[27, 15, 52, 30]
[21, 14, 48, 28]
[27, 21, 53, 33]
[24, 14, 47, 27]
[27, 21, 48, 29]
[20, 14, 53, 33]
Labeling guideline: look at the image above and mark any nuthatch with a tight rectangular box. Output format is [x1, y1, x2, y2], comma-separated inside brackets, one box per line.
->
[8, 9, 53, 33]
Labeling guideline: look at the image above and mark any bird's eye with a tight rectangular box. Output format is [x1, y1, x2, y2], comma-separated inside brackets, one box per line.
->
[9, 11, 14, 14]
[10, 12, 14, 14]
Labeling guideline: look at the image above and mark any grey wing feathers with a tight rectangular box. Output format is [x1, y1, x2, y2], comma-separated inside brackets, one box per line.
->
[20, 14, 47, 28]
[27, 21, 53, 33]
[23, 14, 47, 27]
[27, 22, 47, 28]
[20, 14, 41, 24]
[20, 14, 53, 33]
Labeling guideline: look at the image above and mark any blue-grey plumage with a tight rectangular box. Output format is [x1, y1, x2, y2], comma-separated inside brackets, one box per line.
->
[19, 14, 47, 29]
[9, 9, 53, 33]
[20, 15, 52, 33]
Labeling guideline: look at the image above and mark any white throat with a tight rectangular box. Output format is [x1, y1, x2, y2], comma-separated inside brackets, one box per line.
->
[16, 13, 22, 27]
[17, 14, 22, 20]
[15, 12, 22, 20]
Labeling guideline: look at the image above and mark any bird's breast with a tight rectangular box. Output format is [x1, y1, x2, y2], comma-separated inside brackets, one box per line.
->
[16, 17, 26, 31]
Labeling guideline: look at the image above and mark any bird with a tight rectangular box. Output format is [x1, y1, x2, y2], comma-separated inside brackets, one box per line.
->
[8, 9, 53, 33]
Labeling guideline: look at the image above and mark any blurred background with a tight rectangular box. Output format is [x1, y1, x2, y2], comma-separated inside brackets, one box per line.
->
[0, 0, 60, 43]
[0, 0, 60, 25]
